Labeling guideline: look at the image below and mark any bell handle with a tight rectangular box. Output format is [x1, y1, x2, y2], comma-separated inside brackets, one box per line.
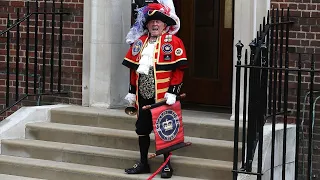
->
[142, 93, 186, 110]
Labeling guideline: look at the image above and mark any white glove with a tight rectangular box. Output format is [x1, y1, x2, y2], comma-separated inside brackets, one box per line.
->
[164, 93, 176, 105]
[124, 93, 136, 105]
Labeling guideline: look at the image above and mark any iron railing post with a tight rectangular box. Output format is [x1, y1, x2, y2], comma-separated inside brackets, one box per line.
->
[278, 8, 285, 113]
[6, 14, 10, 107]
[15, 8, 20, 102]
[242, 49, 248, 170]
[51, 0, 56, 92]
[270, 9, 279, 180]
[233, 40, 243, 180]
[34, 0, 39, 94]
[58, 0, 64, 92]
[282, 8, 290, 180]
[257, 42, 268, 180]
[268, 9, 275, 115]
[295, 54, 302, 180]
[308, 54, 315, 180]
[42, 0, 48, 93]
[26, 1, 30, 95]
[246, 40, 257, 172]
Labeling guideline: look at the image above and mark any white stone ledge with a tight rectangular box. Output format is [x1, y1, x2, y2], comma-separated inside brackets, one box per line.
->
[0, 105, 71, 153]
[238, 123, 296, 180]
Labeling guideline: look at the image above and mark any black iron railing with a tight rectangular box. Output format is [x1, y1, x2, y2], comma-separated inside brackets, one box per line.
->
[232, 8, 319, 180]
[0, 0, 70, 116]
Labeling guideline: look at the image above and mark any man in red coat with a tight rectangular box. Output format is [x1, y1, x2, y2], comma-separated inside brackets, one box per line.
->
[122, 3, 187, 178]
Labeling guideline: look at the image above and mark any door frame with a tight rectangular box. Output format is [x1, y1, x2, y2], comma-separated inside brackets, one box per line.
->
[174, 0, 234, 108]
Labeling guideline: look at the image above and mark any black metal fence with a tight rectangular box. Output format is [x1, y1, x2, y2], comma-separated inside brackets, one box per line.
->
[233, 8, 319, 180]
[0, 0, 70, 116]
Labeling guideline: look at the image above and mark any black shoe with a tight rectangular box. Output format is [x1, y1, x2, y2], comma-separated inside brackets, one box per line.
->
[125, 162, 151, 174]
[161, 164, 173, 178]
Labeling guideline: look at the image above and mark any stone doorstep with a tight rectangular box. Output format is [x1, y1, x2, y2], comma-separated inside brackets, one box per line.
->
[50, 106, 243, 142]
[0, 155, 200, 180]
[50, 105, 234, 126]
[2, 139, 233, 180]
[0, 105, 239, 180]
[0, 174, 45, 180]
[25, 122, 242, 162]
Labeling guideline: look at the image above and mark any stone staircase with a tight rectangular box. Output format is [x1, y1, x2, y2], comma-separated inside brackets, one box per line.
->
[0, 106, 242, 180]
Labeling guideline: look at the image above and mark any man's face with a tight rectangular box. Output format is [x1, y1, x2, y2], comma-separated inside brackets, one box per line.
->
[147, 20, 167, 37]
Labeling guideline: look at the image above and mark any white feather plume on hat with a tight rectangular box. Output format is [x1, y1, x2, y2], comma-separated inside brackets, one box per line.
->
[125, 0, 180, 45]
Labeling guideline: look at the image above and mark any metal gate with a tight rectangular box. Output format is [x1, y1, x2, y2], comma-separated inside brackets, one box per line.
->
[233, 8, 320, 180]
[0, 0, 70, 116]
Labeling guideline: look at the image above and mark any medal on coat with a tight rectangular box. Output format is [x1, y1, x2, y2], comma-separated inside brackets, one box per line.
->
[162, 43, 173, 54]
[164, 54, 171, 61]
[132, 39, 143, 56]
[164, 35, 172, 42]
[175, 48, 183, 56]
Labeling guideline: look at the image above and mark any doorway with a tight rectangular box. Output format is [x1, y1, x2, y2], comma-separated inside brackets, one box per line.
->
[174, 0, 234, 108]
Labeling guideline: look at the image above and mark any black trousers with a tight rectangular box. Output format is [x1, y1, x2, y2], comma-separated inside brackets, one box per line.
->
[136, 93, 154, 164]
[135, 93, 155, 135]
[135, 93, 171, 165]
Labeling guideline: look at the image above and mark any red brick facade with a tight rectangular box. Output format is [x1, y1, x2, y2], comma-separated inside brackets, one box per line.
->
[268, 0, 320, 121]
[271, 0, 320, 54]
[271, 0, 320, 178]
[0, 0, 83, 119]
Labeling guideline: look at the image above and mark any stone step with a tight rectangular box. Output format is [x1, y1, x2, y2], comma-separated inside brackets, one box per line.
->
[0, 155, 199, 180]
[2, 139, 233, 180]
[50, 106, 241, 141]
[26, 122, 241, 162]
[0, 174, 45, 180]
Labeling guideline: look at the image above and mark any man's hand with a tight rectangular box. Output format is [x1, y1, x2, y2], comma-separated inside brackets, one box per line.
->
[125, 93, 136, 105]
[164, 93, 176, 105]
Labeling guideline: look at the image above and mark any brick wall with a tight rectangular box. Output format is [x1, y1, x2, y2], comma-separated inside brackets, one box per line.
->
[271, 0, 320, 178]
[0, 0, 83, 119]
[271, 0, 320, 54]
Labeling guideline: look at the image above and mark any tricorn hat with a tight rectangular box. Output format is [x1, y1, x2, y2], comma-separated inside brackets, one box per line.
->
[125, 0, 180, 44]
[145, 3, 176, 26]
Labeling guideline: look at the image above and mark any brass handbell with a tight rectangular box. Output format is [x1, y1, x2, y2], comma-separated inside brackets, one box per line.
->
[125, 106, 137, 116]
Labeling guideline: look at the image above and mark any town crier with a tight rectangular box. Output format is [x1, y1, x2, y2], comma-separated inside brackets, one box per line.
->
[122, 1, 187, 178]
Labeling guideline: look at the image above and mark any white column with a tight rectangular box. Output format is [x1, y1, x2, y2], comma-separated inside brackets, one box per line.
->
[230, 0, 270, 121]
[83, 0, 131, 108]
[230, 0, 255, 121]
[82, 0, 92, 106]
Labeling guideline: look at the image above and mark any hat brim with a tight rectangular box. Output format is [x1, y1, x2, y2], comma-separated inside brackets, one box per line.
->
[145, 11, 176, 26]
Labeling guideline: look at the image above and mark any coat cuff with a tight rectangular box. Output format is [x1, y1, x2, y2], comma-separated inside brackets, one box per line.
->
[129, 84, 136, 94]
[168, 83, 183, 95]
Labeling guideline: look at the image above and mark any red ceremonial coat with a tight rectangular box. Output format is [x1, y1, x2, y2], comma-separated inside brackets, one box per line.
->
[122, 33, 187, 106]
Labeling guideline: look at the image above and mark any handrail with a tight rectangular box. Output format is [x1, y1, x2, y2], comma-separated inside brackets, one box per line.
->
[0, 92, 69, 115]
[0, 95, 28, 115]
[0, 14, 32, 36]
[0, 11, 71, 36]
